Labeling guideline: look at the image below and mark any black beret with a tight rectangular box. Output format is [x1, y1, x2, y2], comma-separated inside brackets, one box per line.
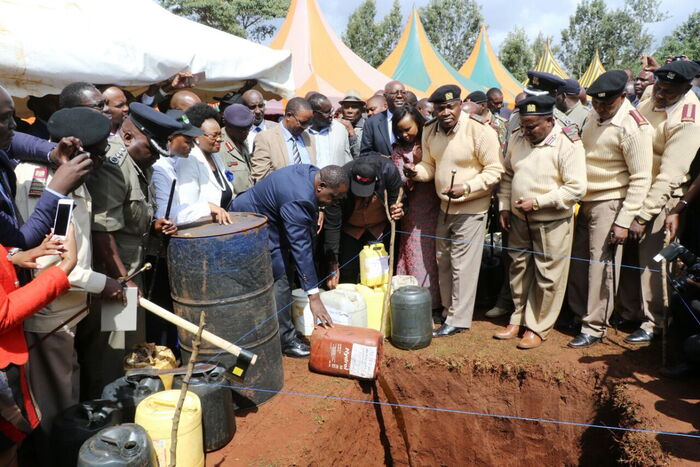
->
[527, 71, 566, 93]
[586, 70, 628, 99]
[517, 95, 556, 116]
[129, 102, 183, 147]
[428, 84, 461, 104]
[223, 104, 254, 128]
[467, 91, 487, 103]
[655, 61, 700, 83]
[559, 79, 581, 95]
[47, 107, 111, 146]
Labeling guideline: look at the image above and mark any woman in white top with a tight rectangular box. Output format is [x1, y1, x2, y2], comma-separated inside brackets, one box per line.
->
[174, 104, 234, 225]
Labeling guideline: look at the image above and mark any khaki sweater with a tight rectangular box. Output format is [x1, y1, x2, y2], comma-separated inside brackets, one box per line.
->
[580, 98, 653, 228]
[415, 112, 503, 214]
[499, 124, 587, 222]
[637, 90, 700, 221]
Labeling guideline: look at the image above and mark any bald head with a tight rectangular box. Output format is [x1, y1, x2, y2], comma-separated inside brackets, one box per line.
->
[366, 95, 388, 117]
[102, 86, 129, 134]
[461, 101, 480, 116]
[514, 92, 527, 106]
[384, 80, 406, 112]
[416, 98, 434, 120]
[170, 90, 201, 112]
[241, 89, 265, 125]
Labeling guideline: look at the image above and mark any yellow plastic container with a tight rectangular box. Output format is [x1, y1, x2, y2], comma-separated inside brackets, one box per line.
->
[135, 390, 204, 467]
[359, 244, 389, 287]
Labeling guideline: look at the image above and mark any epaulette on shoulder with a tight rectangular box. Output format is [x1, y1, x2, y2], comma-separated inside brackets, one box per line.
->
[561, 126, 580, 142]
[629, 109, 649, 126]
[224, 140, 234, 152]
[494, 114, 507, 123]
[681, 103, 697, 123]
[469, 113, 486, 125]
[107, 147, 128, 166]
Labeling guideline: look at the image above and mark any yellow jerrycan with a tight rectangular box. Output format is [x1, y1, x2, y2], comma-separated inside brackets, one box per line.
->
[359, 243, 389, 287]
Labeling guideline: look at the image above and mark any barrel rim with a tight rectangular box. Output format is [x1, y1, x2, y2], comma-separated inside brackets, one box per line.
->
[172, 212, 268, 239]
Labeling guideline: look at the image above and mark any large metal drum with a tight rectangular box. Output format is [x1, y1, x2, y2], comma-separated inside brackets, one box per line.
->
[168, 214, 283, 408]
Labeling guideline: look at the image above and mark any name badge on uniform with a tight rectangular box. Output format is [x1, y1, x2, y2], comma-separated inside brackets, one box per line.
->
[28, 167, 48, 197]
[224, 141, 234, 152]
[228, 161, 239, 167]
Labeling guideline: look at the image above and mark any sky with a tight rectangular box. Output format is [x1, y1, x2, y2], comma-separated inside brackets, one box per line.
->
[312, 0, 696, 53]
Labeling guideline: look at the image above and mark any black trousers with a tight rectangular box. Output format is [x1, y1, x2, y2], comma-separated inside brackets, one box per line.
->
[339, 229, 390, 284]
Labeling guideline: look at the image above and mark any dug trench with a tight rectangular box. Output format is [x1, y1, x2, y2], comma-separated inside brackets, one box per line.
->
[207, 322, 698, 466]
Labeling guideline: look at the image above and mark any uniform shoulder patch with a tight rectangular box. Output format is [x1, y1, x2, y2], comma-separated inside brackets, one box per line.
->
[629, 109, 649, 126]
[224, 141, 234, 152]
[469, 114, 486, 124]
[681, 103, 697, 123]
[28, 167, 48, 197]
[108, 147, 128, 166]
[511, 126, 520, 134]
[561, 126, 580, 142]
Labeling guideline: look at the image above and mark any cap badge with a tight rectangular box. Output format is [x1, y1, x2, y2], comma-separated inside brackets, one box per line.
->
[445, 92, 454, 100]
[532, 77, 540, 85]
[598, 93, 605, 97]
[355, 175, 373, 183]
[667, 72, 676, 79]
[526, 104, 536, 112]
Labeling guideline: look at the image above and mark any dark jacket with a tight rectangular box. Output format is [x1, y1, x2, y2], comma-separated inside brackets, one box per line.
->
[230, 164, 320, 291]
[324, 154, 402, 262]
[360, 110, 392, 156]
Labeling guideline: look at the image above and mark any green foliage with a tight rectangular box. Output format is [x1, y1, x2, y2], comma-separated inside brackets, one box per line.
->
[160, 0, 289, 42]
[531, 33, 560, 65]
[559, 0, 667, 75]
[419, 0, 483, 69]
[655, 10, 700, 61]
[498, 27, 534, 82]
[343, 0, 403, 67]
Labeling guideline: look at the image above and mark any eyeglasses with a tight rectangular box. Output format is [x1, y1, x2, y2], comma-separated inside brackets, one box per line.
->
[203, 132, 223, 141]
[291, 114, 311, 128]
[78, 100, 107, 111]
[247, 103, 265, 110]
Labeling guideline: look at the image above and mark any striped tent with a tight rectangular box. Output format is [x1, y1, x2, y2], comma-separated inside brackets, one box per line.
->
[269, 0, 393, 101]
[532, 41, 568, 79]
[378, 9, 485, 97]
[458, 25, 523, 106]
[578, 49, 606, 89]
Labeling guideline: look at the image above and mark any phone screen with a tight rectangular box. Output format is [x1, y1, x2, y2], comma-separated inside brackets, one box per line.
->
[53, 202, 72, 237]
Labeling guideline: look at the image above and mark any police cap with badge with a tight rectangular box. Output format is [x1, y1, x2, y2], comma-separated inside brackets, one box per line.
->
[526, 71, 566, 94]
[128, 102, 184, 156]
[517, 95, 556, 116]
[586, 70, 628, 99]
[559, 79, 582, 96]
[655, 60, 700, 84]
[466, 90, 487, 103]
[428, 84, 462, 104]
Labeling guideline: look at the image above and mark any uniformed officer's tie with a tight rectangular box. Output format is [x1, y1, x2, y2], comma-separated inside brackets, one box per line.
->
[291, 138, 302, 164]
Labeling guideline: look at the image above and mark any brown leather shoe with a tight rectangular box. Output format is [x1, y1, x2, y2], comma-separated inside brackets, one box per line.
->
[517, 330, 542, 349]
[493, 324, 521, 340]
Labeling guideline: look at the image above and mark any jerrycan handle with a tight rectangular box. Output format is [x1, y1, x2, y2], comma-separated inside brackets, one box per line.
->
[80, 402, 107, 427]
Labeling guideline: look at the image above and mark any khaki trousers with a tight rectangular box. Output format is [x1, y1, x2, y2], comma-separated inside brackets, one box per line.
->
[567, 200, 623, 337]
[436, 211, 487, 328]
[618, 199, 677, 333]
[508, 215, 573, 338]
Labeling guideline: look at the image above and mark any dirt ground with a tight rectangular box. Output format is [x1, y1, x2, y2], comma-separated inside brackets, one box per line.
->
[206, 313, 700, 467]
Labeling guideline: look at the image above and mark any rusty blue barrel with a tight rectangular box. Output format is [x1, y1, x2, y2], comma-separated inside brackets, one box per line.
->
[168, 214, 283, 408]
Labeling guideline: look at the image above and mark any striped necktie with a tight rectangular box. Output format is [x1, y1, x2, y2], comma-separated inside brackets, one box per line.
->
[291, 138, 302, 164]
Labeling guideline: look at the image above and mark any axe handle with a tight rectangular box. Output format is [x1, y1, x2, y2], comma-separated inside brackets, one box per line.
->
[139, 298, 257, 365]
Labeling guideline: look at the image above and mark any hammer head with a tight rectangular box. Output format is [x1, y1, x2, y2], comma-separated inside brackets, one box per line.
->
[224, 348, 257, 384]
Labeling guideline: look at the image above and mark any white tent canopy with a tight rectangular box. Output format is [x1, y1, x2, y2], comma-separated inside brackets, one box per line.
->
[0, 0, 295, 100]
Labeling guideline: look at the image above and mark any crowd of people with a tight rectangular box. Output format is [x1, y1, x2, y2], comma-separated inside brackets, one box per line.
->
[1, 53, 700, 463]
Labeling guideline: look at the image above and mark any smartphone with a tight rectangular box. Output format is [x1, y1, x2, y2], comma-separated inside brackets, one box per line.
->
[190, 71, 206, 86]
[52, 199, 74, 240]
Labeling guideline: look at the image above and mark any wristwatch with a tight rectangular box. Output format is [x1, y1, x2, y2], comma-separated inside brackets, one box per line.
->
[532, 199, 540, 211]
[635, 217, 648, 226]
[6, 248, 21, 261]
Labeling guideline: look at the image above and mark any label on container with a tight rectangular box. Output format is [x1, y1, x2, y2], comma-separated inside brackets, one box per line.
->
[349, 343, 378, 379]
[364, 255, 389, 280]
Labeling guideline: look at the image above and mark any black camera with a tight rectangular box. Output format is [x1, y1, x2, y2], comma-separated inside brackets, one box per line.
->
[654, 243, 700, 290]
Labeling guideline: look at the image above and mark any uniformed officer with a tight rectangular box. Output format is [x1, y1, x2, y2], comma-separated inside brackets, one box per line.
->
[82, 102, 182, 391]
[618, 60, 700, 343]
[555, 79, 589, 131]
[404, 84, 503, 337]
[495, 95, 586, 349]
[467, 91, 508, 148]
[566, 70, 653, 348]
[220, 104, 255, 195]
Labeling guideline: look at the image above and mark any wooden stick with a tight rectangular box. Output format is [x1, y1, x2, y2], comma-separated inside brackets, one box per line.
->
[170, 311, 205, 467]
[380, 187, 403, 337]
[139, 298, 257, 365]
[661, 232, 671, 367]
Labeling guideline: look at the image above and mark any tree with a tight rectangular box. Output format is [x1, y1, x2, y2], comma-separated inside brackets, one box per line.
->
[420, 0, 483, 69]
[655, 10, 700, 61]
[560, 0, 667, 75]
[343, 0, 403, 67]
[160, 0, 289, 42]
[530, 33, 560, 65]
[498, 27, 534, 82]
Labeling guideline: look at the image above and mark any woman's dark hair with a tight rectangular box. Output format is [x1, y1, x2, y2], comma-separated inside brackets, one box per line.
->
[185, 103, 221, 128]
[391, 104, 424, 143]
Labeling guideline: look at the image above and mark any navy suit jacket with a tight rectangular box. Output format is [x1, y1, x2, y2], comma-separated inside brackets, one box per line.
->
[0, 149, 61, 249]
[230, 164, 320, 291]
[360, 110, 393, 157]
[7, 132, 56, 166]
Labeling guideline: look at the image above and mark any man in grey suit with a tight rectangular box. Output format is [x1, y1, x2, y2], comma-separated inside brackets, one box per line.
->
[308, 93, 352, 168]
[250, 98, 316, 182]
[360, 80, 406, 156]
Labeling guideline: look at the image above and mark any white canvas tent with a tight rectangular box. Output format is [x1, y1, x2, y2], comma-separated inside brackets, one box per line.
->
[0, 0, 295, 102]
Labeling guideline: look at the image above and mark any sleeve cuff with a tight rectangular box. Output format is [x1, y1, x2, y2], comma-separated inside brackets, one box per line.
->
[44, 188, 69, 199]
[498, 197, 510, 212]
[306, 288, 320, 296]
[614, 211, 635, 229]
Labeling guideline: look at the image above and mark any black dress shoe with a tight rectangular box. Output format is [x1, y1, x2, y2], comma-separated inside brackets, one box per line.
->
[568, 333, 601, 348]
[282, 338, 310, 358]
[624, 328, 654, 344]
[432, 324, 465, 337]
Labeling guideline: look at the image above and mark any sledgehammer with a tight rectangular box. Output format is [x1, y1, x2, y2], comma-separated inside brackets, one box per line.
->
[139, 298, 257, 383]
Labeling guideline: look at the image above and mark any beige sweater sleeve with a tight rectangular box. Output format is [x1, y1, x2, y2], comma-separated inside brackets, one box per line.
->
[535, 140, 587, 210]
[638, 121, 700, 221]
[465, 127, 503, 194]
[497, 146, 514, 212]
[615, 126, 653, 228]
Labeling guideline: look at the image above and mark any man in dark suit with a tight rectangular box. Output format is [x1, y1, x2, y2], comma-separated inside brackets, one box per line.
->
[231, 164, 349, 357]
[0, 84, 92, 249]
[360, 81, 406, 156]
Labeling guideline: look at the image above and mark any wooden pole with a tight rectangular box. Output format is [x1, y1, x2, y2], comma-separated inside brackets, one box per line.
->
[380, 187, 403, 337]
[661, 233, 671, 367]
[169, 311, 206, 467]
